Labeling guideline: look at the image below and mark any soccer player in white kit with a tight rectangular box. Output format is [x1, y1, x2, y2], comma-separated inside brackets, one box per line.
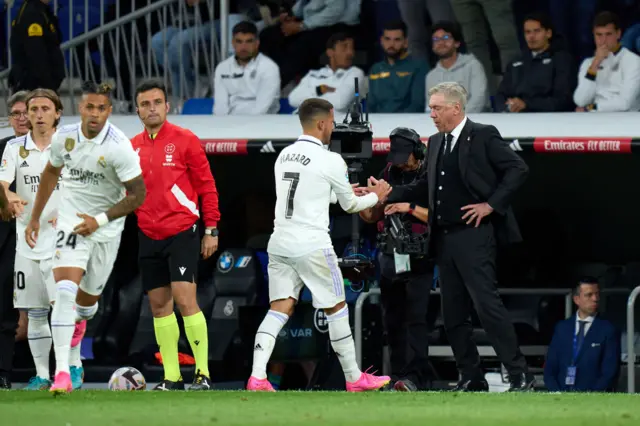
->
[247, 98, 393, 392]
[25, 82, 146, 395]
[0, 89, 88, 390]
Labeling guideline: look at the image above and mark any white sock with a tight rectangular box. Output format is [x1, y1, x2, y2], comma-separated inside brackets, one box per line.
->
[50, 280, 78, 375]
[27, 308, 52, 380]
[76, 302, 98, 321]
[327, 306, 361, 383]
[250, 310, 289, 379]
[69, 343, 82, 368]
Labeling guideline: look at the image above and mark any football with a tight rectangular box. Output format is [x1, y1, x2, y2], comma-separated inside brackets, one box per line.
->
[108, 367, 147, 391]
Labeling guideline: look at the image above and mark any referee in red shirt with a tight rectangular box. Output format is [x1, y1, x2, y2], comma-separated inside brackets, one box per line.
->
[132, 80, 220, 391]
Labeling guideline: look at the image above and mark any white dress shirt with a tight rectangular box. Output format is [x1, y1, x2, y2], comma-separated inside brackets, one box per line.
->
[575, 313, 595, 336]
[444, 115, 468, 152]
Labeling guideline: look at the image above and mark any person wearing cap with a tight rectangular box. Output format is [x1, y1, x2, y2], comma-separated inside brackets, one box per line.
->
[359, 127, 433, 392]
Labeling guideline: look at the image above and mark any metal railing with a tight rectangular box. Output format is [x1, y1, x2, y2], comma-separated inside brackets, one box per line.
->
[1, 0, 231, 114]
[354, 286, 639, 392]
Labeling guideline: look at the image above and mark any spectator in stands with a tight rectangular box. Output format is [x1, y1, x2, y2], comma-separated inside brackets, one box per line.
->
[548, 0, 598, 62]
[259, 0, 360, 88]
[425, 21, 487, 113]
[214, 22, 280, 115]
[495, 13, 575, 113]
[151, 0, 247, 100]
[288, 33, 365, 118]
[396, 0, 457, 62]
[449, 0, 520, 90]
[367, 20, 428, 114]
[573, 11, 640, 112]
[8, 0, 65, 92]
[543, 278, 620, 392]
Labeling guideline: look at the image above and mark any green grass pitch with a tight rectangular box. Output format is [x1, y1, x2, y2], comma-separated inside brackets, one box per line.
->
[1, 391, 639, 426]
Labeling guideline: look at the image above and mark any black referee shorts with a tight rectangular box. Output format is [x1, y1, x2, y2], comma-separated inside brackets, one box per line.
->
[138, 222, 200, 292]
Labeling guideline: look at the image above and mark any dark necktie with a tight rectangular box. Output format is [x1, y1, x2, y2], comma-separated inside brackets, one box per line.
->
[576, 320, 587, 353]
[444, 133, 454, 155]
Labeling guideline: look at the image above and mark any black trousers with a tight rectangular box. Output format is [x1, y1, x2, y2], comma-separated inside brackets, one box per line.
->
[0, 231, 17, 378]
[379, 254, 432, 389]
[434, 223, 527, 379]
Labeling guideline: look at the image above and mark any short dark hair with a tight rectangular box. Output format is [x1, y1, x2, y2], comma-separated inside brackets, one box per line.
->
[7, 91, 29, 110]
[81, 81, 113, 103]
[431, 20, 463, 43]
[383, 20, 408, 38]
[593, 11, 621, 30]
[524, 12, 553, 31]
[232, 21, 258, 36]
[326, 32, 352, 50]
[134, 79, 168, 106]
[574, 276, 599, 296]
[26, 88, 63, 127]
[298, 98, 333, 127]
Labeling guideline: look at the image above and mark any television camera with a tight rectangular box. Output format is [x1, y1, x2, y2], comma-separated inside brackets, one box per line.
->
[377, 214, 429, 256]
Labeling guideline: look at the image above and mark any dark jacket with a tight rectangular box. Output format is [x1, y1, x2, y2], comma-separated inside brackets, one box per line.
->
[495, 43, 576, 112]
[544, 316, 620, 392]
[367, 54, 429, 113]
[386, 119, 529, 248]
[0, 136, 16, 245]
[9, 0, 65, 92]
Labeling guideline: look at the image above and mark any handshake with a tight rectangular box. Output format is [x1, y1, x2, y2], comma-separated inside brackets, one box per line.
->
[352, 177, 392, 204]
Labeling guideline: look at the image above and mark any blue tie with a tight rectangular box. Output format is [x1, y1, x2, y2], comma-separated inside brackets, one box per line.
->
[576, 320, 587, 354]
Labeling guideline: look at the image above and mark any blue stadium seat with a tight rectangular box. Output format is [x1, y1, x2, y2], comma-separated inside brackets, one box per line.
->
[279, 98, 295, 114]
[182, 98, 214, 115]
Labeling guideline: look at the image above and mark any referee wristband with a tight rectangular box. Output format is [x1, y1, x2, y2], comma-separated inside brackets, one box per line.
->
[95, 213, 109, 227]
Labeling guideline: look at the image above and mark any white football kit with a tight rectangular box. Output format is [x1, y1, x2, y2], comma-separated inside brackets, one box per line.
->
[0, 133, 60, 308]
[267, 135, 378, 308]
[48, 121, 142, 296]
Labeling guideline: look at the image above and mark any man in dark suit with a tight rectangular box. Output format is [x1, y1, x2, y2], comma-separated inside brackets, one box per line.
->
[376, 81, 533, 391]
[544, 278, 620, 392]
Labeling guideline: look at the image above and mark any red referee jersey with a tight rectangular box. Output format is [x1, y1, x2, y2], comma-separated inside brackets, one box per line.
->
[131, 121, 220, 240]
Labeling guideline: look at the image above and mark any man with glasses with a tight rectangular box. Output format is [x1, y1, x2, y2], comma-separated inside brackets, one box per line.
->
[0, 91, 30, 388]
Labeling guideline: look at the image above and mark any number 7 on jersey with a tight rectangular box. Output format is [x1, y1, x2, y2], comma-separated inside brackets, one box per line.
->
[283, 172, 300, 219]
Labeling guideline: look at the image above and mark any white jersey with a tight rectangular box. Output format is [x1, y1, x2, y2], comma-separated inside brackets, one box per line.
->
[48, 121, 142, 242]
[0, 133, 60, 260]
[267, 135, 378, 257]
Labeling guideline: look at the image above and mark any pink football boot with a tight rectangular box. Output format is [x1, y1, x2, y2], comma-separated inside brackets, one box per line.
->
[346, 367, 391, 392]
[246, 376, 276, 392]
[50, 372, 73, 395]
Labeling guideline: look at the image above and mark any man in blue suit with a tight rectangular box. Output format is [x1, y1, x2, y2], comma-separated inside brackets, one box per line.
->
[544, 277, 620, 392]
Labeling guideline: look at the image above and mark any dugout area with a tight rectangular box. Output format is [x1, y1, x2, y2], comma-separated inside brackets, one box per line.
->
[7, 150, 640, 390]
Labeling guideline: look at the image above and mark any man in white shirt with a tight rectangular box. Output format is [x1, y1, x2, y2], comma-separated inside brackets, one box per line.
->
[25, 81, 146, 395]
[247, 98, 392, 392]
[288, 33, 366, 118]
[0, 89, 88, 391]
[573, 11, 640, 112]
[214, 21, 281, 115]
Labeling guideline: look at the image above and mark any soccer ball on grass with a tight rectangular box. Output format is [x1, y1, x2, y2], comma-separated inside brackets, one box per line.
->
[108, 367, 146, 391]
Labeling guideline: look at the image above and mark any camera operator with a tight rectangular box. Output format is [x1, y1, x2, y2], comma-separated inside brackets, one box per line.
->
[359, 128, 432, 392]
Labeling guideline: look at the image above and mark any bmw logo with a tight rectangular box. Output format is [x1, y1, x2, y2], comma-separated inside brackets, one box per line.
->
[217, 251, 234, 273]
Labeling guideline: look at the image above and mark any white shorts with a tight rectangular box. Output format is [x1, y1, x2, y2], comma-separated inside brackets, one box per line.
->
[14, 254, 56, 309]
[268, 248, 345, 309]
[52, 229, 121, 296]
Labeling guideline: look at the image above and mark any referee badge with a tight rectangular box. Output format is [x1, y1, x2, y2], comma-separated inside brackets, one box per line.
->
[65, 138, 75, 152]
[19, 146, 29, 159]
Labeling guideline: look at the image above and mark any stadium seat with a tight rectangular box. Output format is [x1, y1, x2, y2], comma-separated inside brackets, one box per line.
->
[182, 98, 214, 115]
[279, 98, 295, 114]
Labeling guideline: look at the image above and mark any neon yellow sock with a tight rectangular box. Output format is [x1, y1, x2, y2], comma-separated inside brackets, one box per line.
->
[153, 313, 181, 381]
[183, 311, 209, 377]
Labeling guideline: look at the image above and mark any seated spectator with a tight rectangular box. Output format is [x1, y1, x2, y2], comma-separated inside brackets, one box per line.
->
[495, 13, 575, 113]
[544, 277, 620, 392]
[288, 33, 365, 118]
[367, 20, 429, 113]
[213, 22, 280, 115]
[425, 21, 487, 113]
[259, 0, 360, 88]
[573, 11, 640, 112]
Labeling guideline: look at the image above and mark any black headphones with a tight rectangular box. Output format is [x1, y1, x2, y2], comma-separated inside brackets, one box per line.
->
[389, 127, 424, 161]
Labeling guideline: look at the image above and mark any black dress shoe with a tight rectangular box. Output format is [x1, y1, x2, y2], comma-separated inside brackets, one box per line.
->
[0, 375, 11, 389]
[450, 378, 489, 392]
[507, 373, 535, 392]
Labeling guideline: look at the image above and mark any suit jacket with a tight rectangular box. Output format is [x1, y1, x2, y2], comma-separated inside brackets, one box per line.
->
[543, 316, 620, 392]
[0, 136, 16, 245]
[386, 118, 529, 246]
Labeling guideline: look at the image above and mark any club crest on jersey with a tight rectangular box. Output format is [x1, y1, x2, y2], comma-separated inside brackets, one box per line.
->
[97, 156, 107, 168]
[164, 143, 176, 154]
[19, 146, 29, 159]
[65, 138, 75, 152]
